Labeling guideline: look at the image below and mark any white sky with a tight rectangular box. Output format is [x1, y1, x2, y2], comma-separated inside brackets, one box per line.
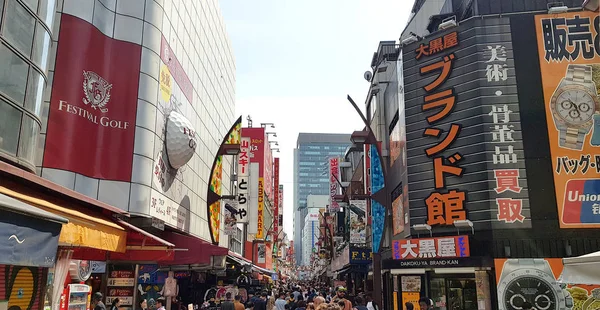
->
[220, 0, 413, 239]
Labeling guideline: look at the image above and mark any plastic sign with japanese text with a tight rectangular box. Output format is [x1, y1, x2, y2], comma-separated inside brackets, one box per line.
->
[403, 17, 531, 231]
[392, 235, 470, 260]
[535, 11, 600, 227]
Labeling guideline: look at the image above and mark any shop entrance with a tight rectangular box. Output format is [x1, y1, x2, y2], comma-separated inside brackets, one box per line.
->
[430, 276, 477, 310]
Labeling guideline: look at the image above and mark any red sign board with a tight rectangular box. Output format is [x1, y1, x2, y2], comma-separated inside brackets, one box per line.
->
[44, 15, 141, 181]
[273, 158, 280, 236]
[392, 236, 470, 260]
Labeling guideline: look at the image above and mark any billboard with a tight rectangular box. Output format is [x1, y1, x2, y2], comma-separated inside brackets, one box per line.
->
[535, 11, 600, 227]
[403, 17, 531, 231]
[349, 200, 367, 244]
[495, 258, 600, 310]
[257, 177, 265, 239]
[237, 137, 251, 224]
[44, 15, 140, 181]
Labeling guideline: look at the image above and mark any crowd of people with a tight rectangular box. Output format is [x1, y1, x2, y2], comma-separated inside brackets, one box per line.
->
[203, 283, 379, 310]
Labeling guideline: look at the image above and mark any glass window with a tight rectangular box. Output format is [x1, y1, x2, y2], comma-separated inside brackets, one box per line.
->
[38, 0, 56, 26]
[0, 44, 29, 104]
[0, 100, 23, 156]
[3, 1, 36, 56]
[18, 114, 38, 163]
[24, 67, 44, 115]
[32, 22, 51, 71]
[0, 0, 4, 26]
[22, 0, 38, 11]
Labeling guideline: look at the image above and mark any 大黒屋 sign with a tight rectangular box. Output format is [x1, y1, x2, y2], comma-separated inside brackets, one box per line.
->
[392, 235, 470, 260]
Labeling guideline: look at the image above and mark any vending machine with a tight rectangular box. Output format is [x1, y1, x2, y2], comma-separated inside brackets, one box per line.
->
[60, 284, 91, 310]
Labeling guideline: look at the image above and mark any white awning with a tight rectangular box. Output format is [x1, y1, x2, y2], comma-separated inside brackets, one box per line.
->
[561, 251, 600, 284]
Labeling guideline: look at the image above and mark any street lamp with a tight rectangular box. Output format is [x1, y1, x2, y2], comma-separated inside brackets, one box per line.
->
[271, 148, 280, 153]
[266, 132, 277, 138]
[453, 219, 474, 235]
[261, 123, 276, 128]
[412, 224, 432, 237]
[220, 143, 241, 156]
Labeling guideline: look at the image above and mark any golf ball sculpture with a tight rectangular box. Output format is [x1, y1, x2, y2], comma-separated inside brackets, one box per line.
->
[165, 111, 197, 169]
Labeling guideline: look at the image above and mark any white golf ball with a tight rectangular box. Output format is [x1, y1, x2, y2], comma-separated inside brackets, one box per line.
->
[166, 111, 197, 169]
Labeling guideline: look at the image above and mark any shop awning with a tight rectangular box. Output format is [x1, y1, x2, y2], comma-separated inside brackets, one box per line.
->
[71, 220, 176, 261]
[228, 252, 251, 266]
[159, 231, 228, 266]
[253, 264, 275, 276]
[0, 193, 68, 267]
[561, 251, 600, 284]
[0, 186, 127, 253]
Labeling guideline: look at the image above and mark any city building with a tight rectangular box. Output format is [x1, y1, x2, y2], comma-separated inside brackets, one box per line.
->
[293, 133, 350, 264]
[301, 195, 329, 265]
[0, 0, 247, 308]
[345, 1, 600, 309]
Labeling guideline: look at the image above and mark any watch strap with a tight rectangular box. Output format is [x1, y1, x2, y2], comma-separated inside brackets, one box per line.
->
[566, 64, 594, 85]
[559, 127, 585, 150]
[504, 258, 549, 270]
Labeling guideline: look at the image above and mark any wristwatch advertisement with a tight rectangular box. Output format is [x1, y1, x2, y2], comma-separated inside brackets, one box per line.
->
[497, 259, 573, 310]
[550, 64, 600, 150]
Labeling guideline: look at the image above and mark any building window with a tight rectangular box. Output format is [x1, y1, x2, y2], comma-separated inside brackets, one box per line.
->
[18, 114, 38, 163]
[3, 0, 36, 57]
[32, 22, 51, 70]
[0, 44, 29, 104]
[228, 227, 243, 254]
[25, 67, 43, 114]
[0, 99, 23, 156]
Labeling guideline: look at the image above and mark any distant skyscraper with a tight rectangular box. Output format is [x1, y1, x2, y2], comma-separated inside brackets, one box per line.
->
[293, 133, 350, 265]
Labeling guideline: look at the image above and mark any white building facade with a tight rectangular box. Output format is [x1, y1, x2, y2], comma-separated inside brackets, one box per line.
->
[36, 0, 235, 245]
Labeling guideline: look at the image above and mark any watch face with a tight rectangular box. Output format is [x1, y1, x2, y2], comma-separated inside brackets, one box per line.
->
[555, 88, 596, 125]
[504, 276, 557, 310]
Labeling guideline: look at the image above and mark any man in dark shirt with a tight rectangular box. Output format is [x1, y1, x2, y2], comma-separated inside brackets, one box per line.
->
[92, 292, 107, 310]
[221, 292, 235, 310]
[253, 292, 268, 310]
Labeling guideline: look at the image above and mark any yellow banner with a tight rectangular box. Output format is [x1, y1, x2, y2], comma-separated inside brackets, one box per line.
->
[535, 11, 600, 228]
[257, 178, 264, 239]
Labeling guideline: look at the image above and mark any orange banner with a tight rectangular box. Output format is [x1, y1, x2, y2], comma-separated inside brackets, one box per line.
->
[535, 11, 600, 228]
[495, 258, 600, 310]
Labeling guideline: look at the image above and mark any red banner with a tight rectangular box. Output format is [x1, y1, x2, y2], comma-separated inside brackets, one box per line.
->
[329, 157, 340, 212]
[273, 158, 280, 236]
[44, 15, 141, 181]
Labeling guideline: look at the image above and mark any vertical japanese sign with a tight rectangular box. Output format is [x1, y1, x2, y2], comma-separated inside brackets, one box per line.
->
[483, 40, 530, 227]
[273, 158, 280, 237]
[349, 200, 367, 244]
[535, 11, 600, 227]
[237, 137, 251, 224]
[416, 31, 468, 227]
[329, 157, 341, 212]
[257, 177, 265, 239]
[404, 17, 531, 231]
[278, 184, 284, 232]
[370, 144, 385, 253]
[248, 163, 260, 234]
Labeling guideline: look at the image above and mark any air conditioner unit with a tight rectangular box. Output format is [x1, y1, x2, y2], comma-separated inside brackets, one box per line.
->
[438, 16, 458, 30]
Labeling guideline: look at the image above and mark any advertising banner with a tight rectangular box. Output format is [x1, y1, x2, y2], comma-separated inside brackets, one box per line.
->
[392, 235, 470, 260]
[329, 157, 341, 212]
[44, 15, 141, 181]
[392, 188, 405, 236]
[273, 158, 280, 235]
[223, 199, 238, 236]
[257, 243, 266, 264]
[403, 17, 531, 232]
[371, 144, 385, 253]
[495, 258, 600, 310]
[248, 163, 259, 234]
[349, 200, 367, 244]
[535, 11, 600, 227]
[257, 177, 265, 239]
[237, 137, 251, 224]
[278, 184, 284, 230]
[349, 247, 372, 264]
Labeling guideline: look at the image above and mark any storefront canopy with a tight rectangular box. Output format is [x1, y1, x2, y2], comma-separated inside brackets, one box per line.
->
[561, 251, 600, 285]
[0, 193, 67, 267]
[160, 231, 228, 266]
[0, 185, 127, 253]
[71, 219, 176, 261]
[227, 252, 276, 276]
